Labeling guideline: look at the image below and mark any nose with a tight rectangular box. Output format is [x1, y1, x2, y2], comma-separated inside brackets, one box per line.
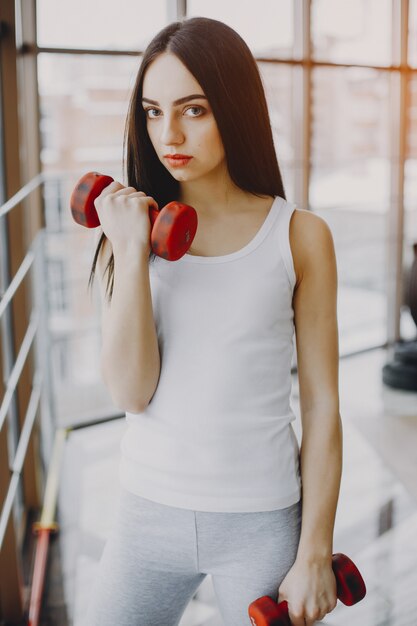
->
[160, 113, 184, 146]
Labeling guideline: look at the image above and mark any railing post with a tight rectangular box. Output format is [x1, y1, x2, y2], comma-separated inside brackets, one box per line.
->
[31, 229, 56, 462]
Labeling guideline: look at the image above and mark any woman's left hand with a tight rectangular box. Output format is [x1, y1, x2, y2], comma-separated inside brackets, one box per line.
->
[277, 556, 338, 625]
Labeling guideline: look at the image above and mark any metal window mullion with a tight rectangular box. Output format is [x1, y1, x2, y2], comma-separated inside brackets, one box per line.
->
[386, 0, 409, 348]
[177, 0, 186, 20]
[293, 0, 311, 210]
[0, 245, 36, 473]
[167, 0, 186, 22]
[31, 229, 56, 461]
[0, 50, 21, 479]
[0, 219, 21, 467]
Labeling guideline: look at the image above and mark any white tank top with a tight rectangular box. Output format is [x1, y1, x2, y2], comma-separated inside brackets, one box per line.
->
[119, 195, 302, 512]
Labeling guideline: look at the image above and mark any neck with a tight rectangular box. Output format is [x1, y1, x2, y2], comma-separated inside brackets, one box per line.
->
[178, 180, 257, 217]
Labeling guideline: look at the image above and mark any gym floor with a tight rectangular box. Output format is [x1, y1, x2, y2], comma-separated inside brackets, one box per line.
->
[43, 347, 417, 626]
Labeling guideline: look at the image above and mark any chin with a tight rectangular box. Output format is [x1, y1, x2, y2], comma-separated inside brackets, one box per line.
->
[172, 170, 196, 182]
[170, 172, 188, 182]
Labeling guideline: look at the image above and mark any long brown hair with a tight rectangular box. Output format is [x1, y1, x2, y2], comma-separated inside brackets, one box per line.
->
[88, 16, 287, 301]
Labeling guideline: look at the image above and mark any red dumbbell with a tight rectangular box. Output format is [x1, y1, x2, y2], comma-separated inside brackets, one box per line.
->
[70, 171, 198, 261]
[248, 553, 366, 626]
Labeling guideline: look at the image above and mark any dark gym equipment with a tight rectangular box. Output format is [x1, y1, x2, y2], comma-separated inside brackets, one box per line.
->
[382, 242, 417, 392]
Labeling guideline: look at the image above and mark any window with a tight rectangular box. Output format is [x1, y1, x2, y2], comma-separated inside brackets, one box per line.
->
[36, 1, 417, 362]
[38, 53, 139, 179]
[259, 62, 295, 197]
[311, 0, 392, 66]
[36, 0, 168, 50]
[187, 0, 294, 58]
[310, 66, 391, 349]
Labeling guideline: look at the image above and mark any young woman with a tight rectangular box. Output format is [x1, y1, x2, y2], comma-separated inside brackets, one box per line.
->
[85, 16, 342, 626]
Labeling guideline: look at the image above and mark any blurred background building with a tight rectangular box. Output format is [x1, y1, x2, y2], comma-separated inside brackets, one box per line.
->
[1, 1, 417, 625]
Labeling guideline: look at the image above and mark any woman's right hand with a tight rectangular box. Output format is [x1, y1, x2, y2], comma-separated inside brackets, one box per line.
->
[94, 180, 159, 257]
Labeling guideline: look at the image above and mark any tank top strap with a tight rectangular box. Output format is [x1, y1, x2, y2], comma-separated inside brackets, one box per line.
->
[274, 198, 298, 292]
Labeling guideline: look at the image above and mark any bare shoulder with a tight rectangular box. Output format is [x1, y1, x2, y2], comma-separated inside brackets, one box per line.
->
[289, 208, 336, 288]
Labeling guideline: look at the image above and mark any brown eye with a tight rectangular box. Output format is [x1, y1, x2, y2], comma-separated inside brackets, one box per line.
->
[184, 106, 205, 117]
[144, 108, 161, 118]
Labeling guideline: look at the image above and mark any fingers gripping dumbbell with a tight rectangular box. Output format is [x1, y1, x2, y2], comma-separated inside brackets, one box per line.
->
[70, 171, 198, 261]
[248, 553, 366, 626]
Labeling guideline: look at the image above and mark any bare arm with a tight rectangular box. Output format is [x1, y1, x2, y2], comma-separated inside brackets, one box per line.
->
[291, 209, 343, 562]
[104, 246, 161, 413]
[95, 229, 161, 413]
[276, 209, 341, 625]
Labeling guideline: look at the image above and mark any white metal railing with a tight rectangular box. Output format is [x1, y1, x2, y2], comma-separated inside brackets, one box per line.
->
[0, 173, 52, 552]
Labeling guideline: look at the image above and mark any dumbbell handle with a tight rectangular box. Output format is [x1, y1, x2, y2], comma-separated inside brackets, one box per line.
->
[70, 172, 198, 261]
[248, 553, 366, 626]
[70, 173, 161, 229]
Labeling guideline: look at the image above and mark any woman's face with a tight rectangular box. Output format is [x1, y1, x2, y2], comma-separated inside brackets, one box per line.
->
[142, 52, 226, 183]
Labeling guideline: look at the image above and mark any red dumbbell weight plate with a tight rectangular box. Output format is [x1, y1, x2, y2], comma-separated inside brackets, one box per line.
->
[150, 201, 198, 261]
[70, 172, 114, 228]
[332, 553, 366, 606]
[248, 596, 291, 626]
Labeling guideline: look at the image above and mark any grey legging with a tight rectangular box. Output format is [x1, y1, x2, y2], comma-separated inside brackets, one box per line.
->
[84, 487, 302, 626]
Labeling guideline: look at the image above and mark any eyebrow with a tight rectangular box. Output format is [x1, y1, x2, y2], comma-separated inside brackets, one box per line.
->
[142, 94, 208, 106]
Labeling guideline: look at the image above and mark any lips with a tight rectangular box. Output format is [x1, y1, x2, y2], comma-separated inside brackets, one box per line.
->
[164, 155, 193, 168]
[165, 154, 192, 159]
